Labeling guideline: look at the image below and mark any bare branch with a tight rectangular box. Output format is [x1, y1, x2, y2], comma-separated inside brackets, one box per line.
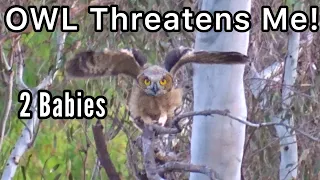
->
[0, 69, 14, 152]
[141, 124, 220, 180]
[16, 41, 29, 91]
[157, 162, 220, 180]
[1, 31, 68, 179]
[36, 32, 67, 91]
[141, 125, 164, 180]
[1, 92, 39, 179]
[147, 109, 319, 142]
[90, 158, 101, 180]
[1, 47, 11, 71]
[0, 43, 14, 152]
[92, 121, 121, 180]
[151, 124, 180, 135]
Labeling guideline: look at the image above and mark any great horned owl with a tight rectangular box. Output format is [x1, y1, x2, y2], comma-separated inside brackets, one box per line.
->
[64, 47, 248, 127]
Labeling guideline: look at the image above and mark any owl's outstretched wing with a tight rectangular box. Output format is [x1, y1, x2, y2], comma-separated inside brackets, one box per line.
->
[164, 47, 250, 75]
[64, 48, 147, 79]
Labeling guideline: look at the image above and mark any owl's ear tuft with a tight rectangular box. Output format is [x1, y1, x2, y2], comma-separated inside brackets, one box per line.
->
[164, 46, 191, 72]
[131, 48, 147, 67]
[122, 48, 147, 67]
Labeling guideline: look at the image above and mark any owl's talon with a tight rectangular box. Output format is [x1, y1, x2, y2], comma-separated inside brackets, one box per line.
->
[158, 115, 167, 126]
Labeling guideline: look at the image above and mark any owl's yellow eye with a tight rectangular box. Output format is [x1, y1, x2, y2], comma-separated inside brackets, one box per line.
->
[144, 78, 151, 86]
[159, 78, 167, 86]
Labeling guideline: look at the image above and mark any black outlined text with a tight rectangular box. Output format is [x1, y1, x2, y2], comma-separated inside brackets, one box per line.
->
[88, 6, 109, 32]
[143, 11, 162, 32]
[37, 90, 107, 119]
[18, 90, 33, 119]
[181, 7, 194, 31]
[261, 6, 319, 32]
[261, 6, 288, 32]
[4, 5, 29, 32]
[4, 5, 317, 34]
[289, 11, 308, 32]
[61, 6, 79, 32]
[234, 11, 251, 32]
[110, 5, 129, 32]
[4, 6, 79, 32]
[28, 6, 59, 32]
[310, 6, 319, 32]
[163, 11, 180, 32]
[194, 11, 213, 32]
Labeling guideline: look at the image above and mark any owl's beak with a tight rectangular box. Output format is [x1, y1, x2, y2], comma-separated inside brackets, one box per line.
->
[151, 84, 159, 95]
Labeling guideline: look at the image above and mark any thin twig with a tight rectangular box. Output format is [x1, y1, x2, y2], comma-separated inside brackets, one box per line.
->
[157, 162, 220, 180]
[16, 41, 29, 91]
[1, 47, 11, 71]
[148, 109, 319, 142]
[0, 55, 14, 152]
[90, 158, 101, 180]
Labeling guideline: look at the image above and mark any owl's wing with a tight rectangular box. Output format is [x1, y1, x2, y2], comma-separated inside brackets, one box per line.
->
[164, 47, 249, 75]
[64, 48, 147, 79]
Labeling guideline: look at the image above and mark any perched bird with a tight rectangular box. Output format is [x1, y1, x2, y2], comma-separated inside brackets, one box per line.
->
[64, 47, 249, 127]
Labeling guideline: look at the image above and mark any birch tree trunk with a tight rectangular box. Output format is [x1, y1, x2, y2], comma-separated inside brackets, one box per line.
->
[190, 0, 251, 179]
[273, 30, 300, 180]
[272, 2, 300, 179]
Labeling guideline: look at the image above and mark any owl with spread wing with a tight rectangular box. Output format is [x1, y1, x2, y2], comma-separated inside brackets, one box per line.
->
[64, 47, 248, 127]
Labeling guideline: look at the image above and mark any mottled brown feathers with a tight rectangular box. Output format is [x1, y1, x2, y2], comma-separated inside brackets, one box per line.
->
[64, 48, 146, 79]
[128, 85, 182, 124]
[164, 47, 250, 75]
[64, 46, 249, 128]
[164, 47, 191, 71]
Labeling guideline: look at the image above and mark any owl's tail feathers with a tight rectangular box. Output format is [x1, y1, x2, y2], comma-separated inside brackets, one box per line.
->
[164, 47, 250, 75]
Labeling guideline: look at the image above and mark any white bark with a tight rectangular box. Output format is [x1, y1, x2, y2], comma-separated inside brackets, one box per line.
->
[247, 30, 301, 180]
[190, 0, 251, 179]
[247, 62, 283, 107]
[273, 30, 299, 180]
[1, 97, 39, 180]
[1, 32, 67, 180]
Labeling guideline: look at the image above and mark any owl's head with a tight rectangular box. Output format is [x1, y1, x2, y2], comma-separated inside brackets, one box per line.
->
[136, 65, 173, 96]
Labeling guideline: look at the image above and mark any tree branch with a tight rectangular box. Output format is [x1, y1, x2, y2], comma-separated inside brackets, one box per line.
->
[16, 41, 29, 91]
[141, 125, 164, 180]
[141, 124, 220, 180]
[147, 109, 319, 142]
[92, 121, 121, 180]
[157, 162, 219, 180]
[0, 69, 13, 152]
[1, 31, 68, 179]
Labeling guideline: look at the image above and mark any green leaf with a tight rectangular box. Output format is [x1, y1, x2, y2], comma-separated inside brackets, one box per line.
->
[68, 173, 73, 180]
[21, 166, 27, 180]
[54, 173, 62, 180]
[53, 135, 57, 150]
[50, 164, 60, 173]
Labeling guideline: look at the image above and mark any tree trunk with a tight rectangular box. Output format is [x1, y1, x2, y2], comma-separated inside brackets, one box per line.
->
[273, 29, 299, 180]
[190, 0, 251, 180]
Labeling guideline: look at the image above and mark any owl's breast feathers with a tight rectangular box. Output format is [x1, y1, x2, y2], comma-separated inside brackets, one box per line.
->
[128, 85, 182, 125]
